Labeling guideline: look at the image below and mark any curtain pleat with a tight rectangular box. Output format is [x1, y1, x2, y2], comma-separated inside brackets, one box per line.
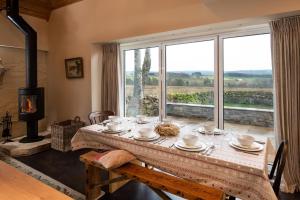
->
[270, 16, 300, 193]
[101, 43, 120, 114]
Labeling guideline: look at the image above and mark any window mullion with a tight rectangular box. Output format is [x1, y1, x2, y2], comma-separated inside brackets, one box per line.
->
[160, 43, 166, 121]
[214, 36, 220, 128]
[218, 36, 224, 129]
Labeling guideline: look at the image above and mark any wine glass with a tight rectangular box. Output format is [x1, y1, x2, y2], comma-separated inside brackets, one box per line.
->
[204, 124, 214, 146]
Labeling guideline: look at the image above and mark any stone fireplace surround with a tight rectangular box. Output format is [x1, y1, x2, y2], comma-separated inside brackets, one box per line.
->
[0, 46, 48, 140]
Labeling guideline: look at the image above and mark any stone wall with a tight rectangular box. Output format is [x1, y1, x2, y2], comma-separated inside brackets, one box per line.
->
[166, 103, 274, 127]
[0, 46, 48, 138]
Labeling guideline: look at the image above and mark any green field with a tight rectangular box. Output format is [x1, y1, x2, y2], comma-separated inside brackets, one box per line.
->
[125, 70, 273, 110]
[125, 85, 272, 96]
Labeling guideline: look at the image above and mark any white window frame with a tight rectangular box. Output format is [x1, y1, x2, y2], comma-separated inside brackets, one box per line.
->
[120, 43, 162, 119]
[218, 29, 271, 129]
[120, 25, 271, 129]
[162, 36, 218, 125]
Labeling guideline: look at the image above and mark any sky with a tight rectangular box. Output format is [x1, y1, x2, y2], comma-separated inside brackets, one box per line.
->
[125, 34, 272, 72]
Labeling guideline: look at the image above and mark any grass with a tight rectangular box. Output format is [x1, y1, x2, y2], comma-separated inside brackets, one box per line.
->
[125, 85, 273, 96]
[125, 85, 274, 110]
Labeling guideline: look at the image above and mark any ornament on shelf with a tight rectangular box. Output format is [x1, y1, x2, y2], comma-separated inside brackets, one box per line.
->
[1, 111, 13, 143]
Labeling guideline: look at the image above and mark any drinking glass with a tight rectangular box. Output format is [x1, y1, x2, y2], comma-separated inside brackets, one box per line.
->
[224, 131, 234, 143]
[204, 125, 214, 146]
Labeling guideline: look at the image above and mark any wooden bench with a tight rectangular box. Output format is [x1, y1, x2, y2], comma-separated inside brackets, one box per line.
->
[0, 161, 72, 200]
[80, 151, 225, 200]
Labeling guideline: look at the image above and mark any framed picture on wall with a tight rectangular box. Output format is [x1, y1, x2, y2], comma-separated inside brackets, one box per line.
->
[65, 57, 84, 79]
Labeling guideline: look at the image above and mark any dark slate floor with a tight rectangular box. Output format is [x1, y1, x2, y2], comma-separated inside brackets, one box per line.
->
[16, 149, 300, 200]
[16, 149, 163, 200]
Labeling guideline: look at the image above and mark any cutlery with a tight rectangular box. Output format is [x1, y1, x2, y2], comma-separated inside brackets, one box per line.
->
[200, 146, 210, 155]
[234, 149, 260, 155]
[153, 137, 165, 144]
[157, 138, 168, 144]
[255, 140, 265, 144]
[202, 145, 214, 155]
[206, 145, 215, 155]
[153, 137, 166, 144]
[169, 144, 174, 148]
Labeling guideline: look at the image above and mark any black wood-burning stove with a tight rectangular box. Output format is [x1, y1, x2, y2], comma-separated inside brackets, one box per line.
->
[6, 0, 44, 143]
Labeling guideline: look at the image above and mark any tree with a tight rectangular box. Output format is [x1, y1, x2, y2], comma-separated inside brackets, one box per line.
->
[129, 48, 152, 116]
[133, 49, 142, 99]
[142, 48, 151, 89]
[192, 72, 202, 77]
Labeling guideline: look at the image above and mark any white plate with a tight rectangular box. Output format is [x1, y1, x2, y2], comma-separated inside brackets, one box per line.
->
[177, 140, 203, 149]
[136, 120, 149, 124]
[232, 140, 261, 149]
[134, 133, 160, 141]
[198, 127, 223, 135]
[175, 141, 206, 152]
[102, 129, 124, 134]
[229, 141, 263, 152]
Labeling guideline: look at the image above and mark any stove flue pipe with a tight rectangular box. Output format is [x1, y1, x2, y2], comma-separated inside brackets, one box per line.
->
[6, 0, 37, 88]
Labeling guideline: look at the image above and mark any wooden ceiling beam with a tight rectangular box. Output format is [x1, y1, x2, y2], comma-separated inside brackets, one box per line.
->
[0, 0, 84, 20]
[0, 0, 51, 20]
[50, 0, 83, 9]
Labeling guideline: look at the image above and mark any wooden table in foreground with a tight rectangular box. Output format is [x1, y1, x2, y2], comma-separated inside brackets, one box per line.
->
[0, 161, 73, 200]
[71, 118, 277, 200]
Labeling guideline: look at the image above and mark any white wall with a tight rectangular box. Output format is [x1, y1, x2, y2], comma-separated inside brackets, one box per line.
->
[0, 12, 49, 50]
[46, 0, 300, 123]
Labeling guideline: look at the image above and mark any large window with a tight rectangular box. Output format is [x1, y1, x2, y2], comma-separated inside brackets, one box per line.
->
[121, 28, 273, 139]
[165, 40, 215, 125]
[222, 34, 273, 136]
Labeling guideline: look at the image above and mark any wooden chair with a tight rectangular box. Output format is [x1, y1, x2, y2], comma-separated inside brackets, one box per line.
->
[88, 111, 115, 124]
[268, 140, 288, 196]
[80, 151, 225, 200]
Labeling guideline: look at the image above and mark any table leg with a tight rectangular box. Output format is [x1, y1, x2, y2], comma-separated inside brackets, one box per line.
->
[85, 163, 102, 200]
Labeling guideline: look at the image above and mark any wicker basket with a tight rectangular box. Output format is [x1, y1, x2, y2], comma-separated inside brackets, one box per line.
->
[51, 116, 85, 152]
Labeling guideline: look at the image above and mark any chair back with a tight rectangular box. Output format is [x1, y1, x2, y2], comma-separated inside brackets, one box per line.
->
[269, 140, 288, 196]
[88, 111, 115, 124]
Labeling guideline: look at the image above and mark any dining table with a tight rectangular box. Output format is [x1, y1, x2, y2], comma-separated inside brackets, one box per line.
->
[71, 117, 277, 200]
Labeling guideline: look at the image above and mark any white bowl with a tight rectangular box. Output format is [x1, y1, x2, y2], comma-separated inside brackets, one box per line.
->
[107, 122, 118, 131]
[136, 115, 146, 122]
[138, 127, 153, 138]
[182, 134, 199, 146]
[203, 124, 214, 133]
[237, 135, 255, 147]
[108, 115, 119, 122]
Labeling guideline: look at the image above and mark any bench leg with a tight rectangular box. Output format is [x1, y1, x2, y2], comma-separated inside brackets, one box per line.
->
[150, 187, 172, 200]
[109, 171, 129, 193]
[85, 163, 102, 200]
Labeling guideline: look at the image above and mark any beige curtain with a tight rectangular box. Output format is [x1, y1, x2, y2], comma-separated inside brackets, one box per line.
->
[270, 16, 300, 193]
[101, 43, 120, 114]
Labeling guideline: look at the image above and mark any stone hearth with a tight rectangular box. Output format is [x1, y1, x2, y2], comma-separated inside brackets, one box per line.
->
[0, 131, 50, 157]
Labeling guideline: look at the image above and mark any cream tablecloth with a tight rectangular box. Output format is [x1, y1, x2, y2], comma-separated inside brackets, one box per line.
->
[71, 120, 277, 200]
